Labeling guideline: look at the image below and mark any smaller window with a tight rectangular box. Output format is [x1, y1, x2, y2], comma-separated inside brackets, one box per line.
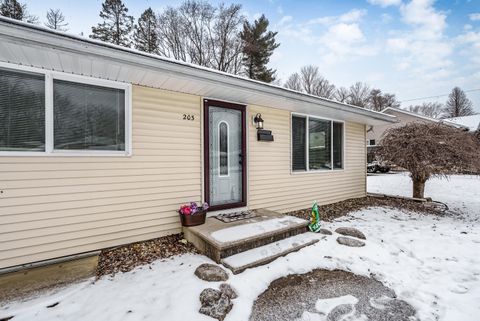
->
[219, 121, 228, 176]
[292, 116, 307, 171]
[369, 139, 376, 146]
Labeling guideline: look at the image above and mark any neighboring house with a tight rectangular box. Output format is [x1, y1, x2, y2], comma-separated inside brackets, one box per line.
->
[444, 115, 480, 132]
[367, 107, 467, 148]
[0, 17, 395, 270]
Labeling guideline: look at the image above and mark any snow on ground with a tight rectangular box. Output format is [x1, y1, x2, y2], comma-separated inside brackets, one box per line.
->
[368, 172, 480, 220]
[2, 174, 479, 321]
[211, 216, 305, 242]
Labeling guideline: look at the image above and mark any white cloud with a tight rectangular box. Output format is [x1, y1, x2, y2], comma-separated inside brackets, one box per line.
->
[307, 9, 367, 25]
[277, 15, 293, 26]
[456, 31, 480, 65]
[367, 0, 402, 7]
[386, 0, 453, 78]
[464, 24, 473, 30]
[319, 23, 378, 64]
[469, 13, 480, 21]
[381, 13, 393, 23]
[400, 0, 446, 39]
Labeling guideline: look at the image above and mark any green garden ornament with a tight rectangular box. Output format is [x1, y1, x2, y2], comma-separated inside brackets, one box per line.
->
[308, 201, 321, 233]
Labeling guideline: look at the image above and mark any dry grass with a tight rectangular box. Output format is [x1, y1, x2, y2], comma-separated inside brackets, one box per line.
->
[287, 196, 444, 222]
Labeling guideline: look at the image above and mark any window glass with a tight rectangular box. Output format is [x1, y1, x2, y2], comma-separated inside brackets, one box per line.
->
[369, 139, 375, 146]
[53, 79, 125, 151]
[309, 118, 331, 170]
[219, 122, 228, 176]
[292, 116, 306, 171]
[333, 122, 343, 169]
[0, 68, 45, 151]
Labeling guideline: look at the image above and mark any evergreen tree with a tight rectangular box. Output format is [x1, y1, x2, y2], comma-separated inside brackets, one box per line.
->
[240, 14, 279, 83]
[0, 0, 38, 23]
[90, 0, 133, 47]
[45, 8, 68, 31]
[133, 7, 158, 53]
[442, 87, 475, 118]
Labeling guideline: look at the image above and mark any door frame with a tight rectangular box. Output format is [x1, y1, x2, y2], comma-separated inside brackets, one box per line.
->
[203, 98, 247, 211]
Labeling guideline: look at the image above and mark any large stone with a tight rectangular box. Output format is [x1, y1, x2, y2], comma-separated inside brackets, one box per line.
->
[199, 288, 233, 321]
[220, 283, 238, 299]
[319, 228, 333, 235]
[335, 227, 366, 240]
[195, 263, 229, 282]
[336, 236, 365, 247]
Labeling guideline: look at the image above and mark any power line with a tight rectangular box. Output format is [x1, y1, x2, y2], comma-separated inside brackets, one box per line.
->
[400, 88, 480, 103]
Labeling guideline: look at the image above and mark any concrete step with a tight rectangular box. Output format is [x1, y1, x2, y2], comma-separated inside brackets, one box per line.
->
[221, 233, 319, 274]
[183, 209, 309, 263]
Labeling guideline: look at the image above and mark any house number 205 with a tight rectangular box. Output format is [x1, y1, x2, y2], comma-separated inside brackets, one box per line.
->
[183, 114, 195, 121]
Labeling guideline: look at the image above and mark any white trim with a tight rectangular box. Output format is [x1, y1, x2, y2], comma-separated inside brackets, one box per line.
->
[45, 73, 54, 153]
[0, 61, 132, 157]
[218, 120, 230, 177]
[290, 112, 346, 174]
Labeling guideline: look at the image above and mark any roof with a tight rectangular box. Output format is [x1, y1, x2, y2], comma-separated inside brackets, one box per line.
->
[444, 115, 480, 132]
[381, 107, 468, 129]
[0, 16, 396, 126]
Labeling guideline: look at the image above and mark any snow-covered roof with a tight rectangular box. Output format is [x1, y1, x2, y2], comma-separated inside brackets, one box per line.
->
[380, 107, 469, 129]
[445, 115, 480, 132]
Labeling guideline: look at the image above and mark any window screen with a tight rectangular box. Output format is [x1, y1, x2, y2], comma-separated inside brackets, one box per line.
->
[53, 80, 125, 151]
[0, 68, 45, 151]
[309, 118, 331, 170]
[333, 122, 343, 169]
[292, 115, 306, 171]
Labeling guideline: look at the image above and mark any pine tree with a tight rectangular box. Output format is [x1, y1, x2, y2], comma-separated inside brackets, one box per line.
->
[45, 8, 68, 31]
[442, 87, 475, 118]
[90, 0, 133, 47]
[0, 0, 38, 23]
[240, 14, 279, 83]
[133, 7, 158, 53]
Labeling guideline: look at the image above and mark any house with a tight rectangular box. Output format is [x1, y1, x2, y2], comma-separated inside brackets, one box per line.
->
[0, 17, 395, 273]
[366, 107, 467, 149]
[444, 115, 480, 132]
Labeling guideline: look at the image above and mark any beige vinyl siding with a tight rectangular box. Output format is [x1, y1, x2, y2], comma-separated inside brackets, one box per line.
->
[0, 85, 202, 269]
[247, 105, 366, 213]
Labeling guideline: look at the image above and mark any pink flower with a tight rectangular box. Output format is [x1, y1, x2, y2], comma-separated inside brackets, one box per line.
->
[182, 206, 192, 215]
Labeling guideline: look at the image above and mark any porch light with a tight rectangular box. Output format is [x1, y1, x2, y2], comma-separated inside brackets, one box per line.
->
[253, 113, 264, 129]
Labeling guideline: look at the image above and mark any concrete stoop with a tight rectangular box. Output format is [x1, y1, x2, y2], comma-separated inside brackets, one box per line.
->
[184, 208, 317, 274]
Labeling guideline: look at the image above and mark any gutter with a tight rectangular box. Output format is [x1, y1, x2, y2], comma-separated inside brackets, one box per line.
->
[0, 17, 396, 124]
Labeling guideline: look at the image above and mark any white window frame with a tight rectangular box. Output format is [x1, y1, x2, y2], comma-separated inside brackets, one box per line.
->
[291, 112, 345, 174]
[0, 62, 132, 157]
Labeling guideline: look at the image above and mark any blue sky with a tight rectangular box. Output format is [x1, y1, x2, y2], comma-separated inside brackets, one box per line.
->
[25, 0, 480, 112]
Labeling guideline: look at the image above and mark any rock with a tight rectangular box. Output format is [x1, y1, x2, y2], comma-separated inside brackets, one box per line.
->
[319, 228, 332, 235]
[199, 288, 233, 321]
[337, 236, 365, 247]
[219, 283, 238, 299]
[335, 227, 366, 240]
[200, 288, 222, 305]
[195, 263, 229, 282]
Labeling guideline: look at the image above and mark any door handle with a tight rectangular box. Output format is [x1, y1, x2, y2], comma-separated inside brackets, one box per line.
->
[239, 153, 243, 165]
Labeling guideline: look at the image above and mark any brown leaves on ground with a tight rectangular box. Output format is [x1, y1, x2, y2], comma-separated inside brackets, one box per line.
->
[96, 233, 197, 278]
[287, 196, 444, 222]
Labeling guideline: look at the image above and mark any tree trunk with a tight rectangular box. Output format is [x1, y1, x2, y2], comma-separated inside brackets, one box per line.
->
[412, 179, 425, 199]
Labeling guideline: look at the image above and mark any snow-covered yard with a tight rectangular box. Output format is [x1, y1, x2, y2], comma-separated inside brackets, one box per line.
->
[1, 173, 479, 321]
